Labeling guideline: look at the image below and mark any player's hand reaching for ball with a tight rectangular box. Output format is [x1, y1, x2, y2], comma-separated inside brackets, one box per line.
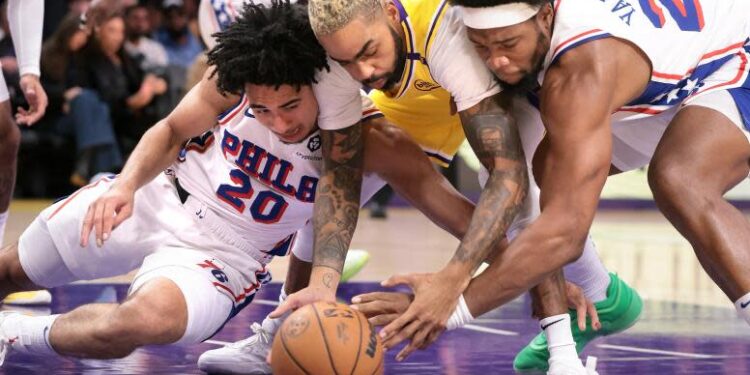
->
[378, 269, 470, 361]
[270, 267, 340, 318]
[80, 183, 136, 248]
[350, 291, 414, 326]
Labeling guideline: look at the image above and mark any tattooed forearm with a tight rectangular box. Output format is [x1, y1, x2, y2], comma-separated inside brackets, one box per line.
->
[452, 94, 528, 270]
[312, 123, 364, 275]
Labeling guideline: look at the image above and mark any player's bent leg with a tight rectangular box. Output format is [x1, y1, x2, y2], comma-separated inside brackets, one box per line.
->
[648, 104, 750, 304]
[198, 235, 366, 372]
[50, 277, 188, 358]
[199, 253, 304, 375]
[0, 213, 78, 300]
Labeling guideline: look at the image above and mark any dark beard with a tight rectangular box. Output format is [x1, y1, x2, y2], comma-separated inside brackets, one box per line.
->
[498, 67, 541, 97]
[381, 25, 406, 91]
[363, 25, 406, 91]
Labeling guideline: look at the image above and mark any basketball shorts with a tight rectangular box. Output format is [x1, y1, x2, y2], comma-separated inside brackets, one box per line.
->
[17, 173, 271, 343]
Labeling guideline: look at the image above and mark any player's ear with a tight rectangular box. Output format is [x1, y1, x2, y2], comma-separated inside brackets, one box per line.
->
[537, 3, 554, 32]
[384, 1, 401, 24]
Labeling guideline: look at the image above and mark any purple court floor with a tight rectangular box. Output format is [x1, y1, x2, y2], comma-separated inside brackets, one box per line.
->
[2, 282, 750, 374]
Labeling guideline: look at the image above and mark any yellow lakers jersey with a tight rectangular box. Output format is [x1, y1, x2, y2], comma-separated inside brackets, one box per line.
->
[369, 0, 463, 166]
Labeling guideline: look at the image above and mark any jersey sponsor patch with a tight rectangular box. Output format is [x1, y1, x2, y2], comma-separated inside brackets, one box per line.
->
[414, 79, 441, 91]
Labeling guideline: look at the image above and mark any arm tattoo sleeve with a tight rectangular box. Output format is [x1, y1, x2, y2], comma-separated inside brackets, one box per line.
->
[454, 94, 529, 270]
[312, 123, 364, 274]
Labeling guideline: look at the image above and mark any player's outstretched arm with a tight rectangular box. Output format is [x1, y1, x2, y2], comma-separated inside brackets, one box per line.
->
[379, 93, 528, 360]
[461, 38, 651, 317]
[270, 121, 364, 317]
[80, 70, 238, 247]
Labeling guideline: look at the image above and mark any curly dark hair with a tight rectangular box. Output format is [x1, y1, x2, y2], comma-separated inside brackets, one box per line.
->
[207, 0, 329, 95]
[449, 0, 549, 7]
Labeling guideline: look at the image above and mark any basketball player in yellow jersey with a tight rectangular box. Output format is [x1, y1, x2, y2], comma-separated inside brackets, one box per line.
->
[272, 0, 640, 372]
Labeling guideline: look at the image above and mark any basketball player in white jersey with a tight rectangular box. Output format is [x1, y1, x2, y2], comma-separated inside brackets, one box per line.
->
[0, 2, 577, 365]
[0, 0, 48, 291]
[376, 0, 750, 359]
[197, 1, 636, 374]
[0, 3, 389, 363]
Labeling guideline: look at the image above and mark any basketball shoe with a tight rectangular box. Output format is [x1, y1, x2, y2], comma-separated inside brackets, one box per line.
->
[514, 273, 642, 372]
[198, 321, 275, 374]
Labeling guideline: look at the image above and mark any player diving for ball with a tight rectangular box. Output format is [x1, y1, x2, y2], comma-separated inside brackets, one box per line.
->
[356, 0, 750, 371]
[0, 2, 481, 365]
[203, 0, 642, 374]
[0, 1, 590, 367]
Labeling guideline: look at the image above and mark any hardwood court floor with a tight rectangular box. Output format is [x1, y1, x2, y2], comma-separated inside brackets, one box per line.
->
[3, 201, 750, 374]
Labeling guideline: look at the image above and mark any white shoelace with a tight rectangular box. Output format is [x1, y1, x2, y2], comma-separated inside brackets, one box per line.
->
[228, 323, 271, 352]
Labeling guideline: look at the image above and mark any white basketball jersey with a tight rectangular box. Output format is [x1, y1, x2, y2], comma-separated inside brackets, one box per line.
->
[542, 0, 750, 121]
[171, 94, 382, 257]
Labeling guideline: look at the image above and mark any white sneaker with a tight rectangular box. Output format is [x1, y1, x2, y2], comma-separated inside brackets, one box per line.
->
[547, 356, 598, 375]
[3, 291, 52, 305]
[198, 322, 274, 374]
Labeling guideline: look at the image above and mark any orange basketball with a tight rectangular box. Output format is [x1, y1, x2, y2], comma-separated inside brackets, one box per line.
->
[271, 301, 384, 375]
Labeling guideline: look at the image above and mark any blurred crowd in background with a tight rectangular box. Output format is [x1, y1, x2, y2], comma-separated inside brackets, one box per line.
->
[6, 0, 463, 219]
[8, 0, 208, 198]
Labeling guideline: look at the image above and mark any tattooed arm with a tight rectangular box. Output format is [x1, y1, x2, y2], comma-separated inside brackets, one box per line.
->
[377, 93, 529, 361]
[308, 123, 364, 296]
[449, 93, 528, 276]
[270, 122, 364, 316]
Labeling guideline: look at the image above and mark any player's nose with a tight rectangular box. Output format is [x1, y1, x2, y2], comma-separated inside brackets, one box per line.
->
[487, 55, 512, 76]
[352, 61, 376, 82]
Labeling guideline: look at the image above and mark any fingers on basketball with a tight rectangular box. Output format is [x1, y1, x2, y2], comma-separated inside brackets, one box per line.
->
[271, 301, 384, 375]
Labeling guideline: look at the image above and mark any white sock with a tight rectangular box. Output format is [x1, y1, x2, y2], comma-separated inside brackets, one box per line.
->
[0, 210, 8, 246]
[541, 314, 578, 361]
[261, 285, 291, 335]
[734, 291, 750, 326]
[2, 313, 59, 356]
[446, 294, 474, 330]
[563, 235, 610, 303]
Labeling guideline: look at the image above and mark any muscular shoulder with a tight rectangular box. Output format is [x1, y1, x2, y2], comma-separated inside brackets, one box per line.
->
[427, 6, 500, 112]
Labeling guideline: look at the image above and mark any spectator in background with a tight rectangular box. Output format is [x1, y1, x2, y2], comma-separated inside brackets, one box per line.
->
[39, 12, 124, 186]
[155, 0, 202, 69]
[124, 3, 168, 74]
[72, 3, 167, 163]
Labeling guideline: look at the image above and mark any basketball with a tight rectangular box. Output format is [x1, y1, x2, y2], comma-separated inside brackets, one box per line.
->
[271, 301, 384, 375]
